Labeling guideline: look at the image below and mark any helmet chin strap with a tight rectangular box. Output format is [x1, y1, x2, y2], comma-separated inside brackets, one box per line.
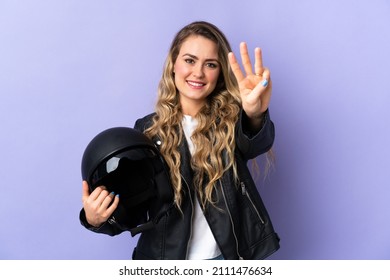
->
[129, 202, 175, 237]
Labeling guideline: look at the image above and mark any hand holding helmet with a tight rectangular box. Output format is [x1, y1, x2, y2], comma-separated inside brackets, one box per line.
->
[82, 182, 119, 227]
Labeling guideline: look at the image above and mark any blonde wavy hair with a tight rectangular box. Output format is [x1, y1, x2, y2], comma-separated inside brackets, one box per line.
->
[145, 21, 241, 209]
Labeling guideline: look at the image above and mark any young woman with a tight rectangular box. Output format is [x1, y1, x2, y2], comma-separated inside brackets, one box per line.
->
[80, 21, 280, 260]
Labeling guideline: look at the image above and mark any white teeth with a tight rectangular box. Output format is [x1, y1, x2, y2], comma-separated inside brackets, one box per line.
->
[188, 81, 204, 87]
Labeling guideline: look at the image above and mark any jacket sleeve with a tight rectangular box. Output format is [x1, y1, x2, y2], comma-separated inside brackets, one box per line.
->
[79, 208, 125, 236]
[235, 109, 275, 160]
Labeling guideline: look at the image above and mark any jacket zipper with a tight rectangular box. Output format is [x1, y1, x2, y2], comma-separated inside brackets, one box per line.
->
[240, 182, 265, 224]
[219, 181, 243, 259]
[181, 175, 194, 260]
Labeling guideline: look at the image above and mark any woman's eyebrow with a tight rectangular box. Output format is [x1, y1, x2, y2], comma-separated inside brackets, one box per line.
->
[182, 53, 219, 63]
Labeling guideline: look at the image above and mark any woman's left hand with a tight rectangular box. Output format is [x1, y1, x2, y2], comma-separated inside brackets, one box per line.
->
[228, 42, 272, 120]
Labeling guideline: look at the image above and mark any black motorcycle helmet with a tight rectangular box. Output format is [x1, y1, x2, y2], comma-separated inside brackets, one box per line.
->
[81, 127, 173, 235]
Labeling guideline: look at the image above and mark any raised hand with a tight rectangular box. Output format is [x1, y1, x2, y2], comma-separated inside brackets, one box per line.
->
[228, 42, 272, 121]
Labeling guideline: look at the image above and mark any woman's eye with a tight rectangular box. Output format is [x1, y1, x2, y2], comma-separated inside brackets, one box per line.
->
[206, 63, 218, 69]
[185, 58, 195, 64]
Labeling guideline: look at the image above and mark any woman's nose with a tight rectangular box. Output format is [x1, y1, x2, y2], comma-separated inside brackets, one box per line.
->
[192, 64, 205, 78]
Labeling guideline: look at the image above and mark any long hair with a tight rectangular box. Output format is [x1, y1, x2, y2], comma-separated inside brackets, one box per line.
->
[145, 21, 241, 208]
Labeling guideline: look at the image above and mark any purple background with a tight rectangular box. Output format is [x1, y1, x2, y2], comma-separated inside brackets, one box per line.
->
[1, 0, 389, 260]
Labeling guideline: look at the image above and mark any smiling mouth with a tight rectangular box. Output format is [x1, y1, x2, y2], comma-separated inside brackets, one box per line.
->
[187, 81, 205, 88]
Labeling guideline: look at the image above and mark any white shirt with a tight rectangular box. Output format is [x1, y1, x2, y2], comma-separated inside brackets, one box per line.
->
[182, 115, 221, 260]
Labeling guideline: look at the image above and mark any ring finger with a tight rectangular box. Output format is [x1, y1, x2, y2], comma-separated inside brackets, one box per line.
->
[254, 47, 264, 76]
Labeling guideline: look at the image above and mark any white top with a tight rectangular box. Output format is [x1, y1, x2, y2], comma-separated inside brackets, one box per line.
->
[182, 115, 221, 260]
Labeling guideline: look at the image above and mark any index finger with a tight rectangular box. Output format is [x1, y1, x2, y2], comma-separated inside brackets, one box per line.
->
[228, 52, 245, 82]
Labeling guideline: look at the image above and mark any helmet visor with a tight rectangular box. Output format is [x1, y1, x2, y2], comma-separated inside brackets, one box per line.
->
[90, 148, 160, 207]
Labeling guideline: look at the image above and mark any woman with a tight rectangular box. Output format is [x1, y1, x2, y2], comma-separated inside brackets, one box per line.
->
[80, 21, 280, 260]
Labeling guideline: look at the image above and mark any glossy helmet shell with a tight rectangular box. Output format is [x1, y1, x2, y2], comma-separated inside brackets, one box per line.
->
[81, 127, 173, 233]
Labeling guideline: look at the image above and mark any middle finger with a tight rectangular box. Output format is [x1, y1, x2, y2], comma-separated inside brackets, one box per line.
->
[240, 42, 254, 76]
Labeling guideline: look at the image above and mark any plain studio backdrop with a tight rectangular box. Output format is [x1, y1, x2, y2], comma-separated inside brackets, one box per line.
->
[0, 0, 389, 259]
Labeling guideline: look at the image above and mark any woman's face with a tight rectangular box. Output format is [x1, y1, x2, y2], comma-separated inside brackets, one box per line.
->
[173, 35, 220, 116]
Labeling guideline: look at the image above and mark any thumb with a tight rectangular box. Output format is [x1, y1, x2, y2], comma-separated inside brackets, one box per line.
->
[82, 180, 90, 202]
[252, 68, 271, 94]
[260, 68, 270, 88]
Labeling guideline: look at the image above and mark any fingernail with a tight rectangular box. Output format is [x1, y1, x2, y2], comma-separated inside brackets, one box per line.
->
[116, 194, 120, 198]
[110, 191, 115, 195]
[262, 79, 269, 87]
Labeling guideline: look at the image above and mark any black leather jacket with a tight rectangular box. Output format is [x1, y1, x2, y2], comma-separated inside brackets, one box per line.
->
[80, 110, 280, 259]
